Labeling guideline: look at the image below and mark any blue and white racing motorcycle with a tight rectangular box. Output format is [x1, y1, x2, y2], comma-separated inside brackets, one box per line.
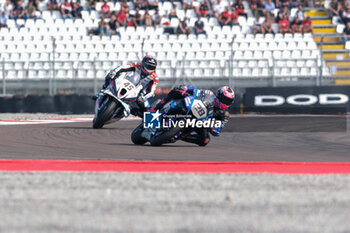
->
[131, 89, 217, 146]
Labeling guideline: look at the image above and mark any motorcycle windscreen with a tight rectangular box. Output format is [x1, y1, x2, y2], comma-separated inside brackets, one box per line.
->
[124, 71, 141, 86]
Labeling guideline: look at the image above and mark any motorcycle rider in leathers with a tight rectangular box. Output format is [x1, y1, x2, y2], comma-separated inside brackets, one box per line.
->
[143, 84, 235, 146]
[94, 55, 158, 116]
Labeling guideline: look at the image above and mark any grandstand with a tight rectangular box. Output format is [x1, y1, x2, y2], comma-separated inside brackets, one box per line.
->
[0, 0, 349, 95]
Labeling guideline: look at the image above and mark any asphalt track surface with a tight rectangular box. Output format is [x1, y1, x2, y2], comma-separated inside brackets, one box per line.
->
[1, 115, 350, 233]
[0, 115, 349, 161]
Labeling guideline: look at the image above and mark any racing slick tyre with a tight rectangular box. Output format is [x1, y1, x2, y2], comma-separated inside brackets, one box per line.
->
[131, 124, 148, 145]
[150, 126, 181, 146]
[92, 99, 118, 129]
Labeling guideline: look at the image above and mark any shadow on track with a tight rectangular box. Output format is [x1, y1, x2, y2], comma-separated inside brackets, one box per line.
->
[103, 142, 198, 148]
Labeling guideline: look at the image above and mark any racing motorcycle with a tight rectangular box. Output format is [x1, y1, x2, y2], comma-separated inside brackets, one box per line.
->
[131, 89, 217, 146]
[92, 71, 143, 129]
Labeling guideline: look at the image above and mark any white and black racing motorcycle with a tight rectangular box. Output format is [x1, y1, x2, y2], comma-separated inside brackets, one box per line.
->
[92, 71, 143, 129]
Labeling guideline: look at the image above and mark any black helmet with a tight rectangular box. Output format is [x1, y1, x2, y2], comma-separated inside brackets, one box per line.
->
[141, 55, 157, 74]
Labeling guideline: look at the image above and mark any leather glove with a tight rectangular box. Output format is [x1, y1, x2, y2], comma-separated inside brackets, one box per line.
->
[107, 70, 117, 79]
[137, 95, 146, 104]
[216, 110, 229, 122]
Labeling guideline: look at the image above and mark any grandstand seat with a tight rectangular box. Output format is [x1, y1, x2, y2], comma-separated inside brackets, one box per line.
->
[232, 68, 241, 77]
[254, 51, 263, 59]
[242, 68, 251, 76]
[261, 68, 269, 77]
[258, 60, 268, 68]
[273, 67, 280, 76]
[296, 60, 305, 68]
[251, 68, 260, 77]
[282, 50, 291, 59]
[291, 68, 299, 76]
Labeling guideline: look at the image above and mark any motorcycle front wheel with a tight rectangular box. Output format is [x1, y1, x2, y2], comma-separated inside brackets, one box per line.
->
[92, 99, 118, 129]
[150, 126, 181, 146]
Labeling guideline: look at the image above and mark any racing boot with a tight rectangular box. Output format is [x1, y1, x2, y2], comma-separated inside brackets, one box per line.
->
[130, 95, 149, 117]
[182, 135, 210, 146]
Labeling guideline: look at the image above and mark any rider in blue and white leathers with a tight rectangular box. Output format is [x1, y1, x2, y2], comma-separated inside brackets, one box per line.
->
[147, 84, 235, 146]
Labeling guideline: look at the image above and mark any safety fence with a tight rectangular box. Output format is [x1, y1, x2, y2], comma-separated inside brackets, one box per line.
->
[0, 56, 329, 96]
[0, 86, 349, 114]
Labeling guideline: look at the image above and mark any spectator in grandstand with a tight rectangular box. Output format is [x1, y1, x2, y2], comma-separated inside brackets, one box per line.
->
[343, 21, 350, 41]
[291, 5, 305, 33]
[276, 0, 291, 9]
[121, 1, 130, 14]
[253, 15, 263, 34]
[116, 9, 127, 27]
[342, 6, 350, 24]
[275, 6, 289, 22]
[148, 0, 159, 10]
[261, 13, 274, 34]
[10, 0, 27, 20]
[60, 0, 73, 19]
[213, 0, 226, 18]
[231, 8, 239, 25]
[256, 0, 266, 17]
[130, 14, 139, 27]
[24, 1, 36, 19]
[233, 0, 247, 18]
[264, 0, 276, 15]
[294, 4, 306, 21]
[301, 16, 312, 34]
[109, 14, 121, 37]
[87, 0, 97, 12]
[98, 15, 112, 36]
[250, 0, 258, 17]
[291, 17, 303, 33]
[135, 0, 148, 10]
[135, 7, 144, 25]
[29, 0, 40, 11]
[279, 14, 290, 34]
[218, 6, 233, 26]
[47, 0, 59, 11]
[71, 1, 83, 18]
[101, 1, 110, 18]
[328, 0, 341, 16]
[3, 0, 13, 17]
[127, 14, 135, 27]
[177, 17, 191, 35]
[144, 9, 153, 26]
[194, 16, 206, 36]
[0, 11, 8, 28]
[169, 3, 178, 18]
[254, 0, 266, 17]
[290, 0, 300, 8]
[340, 1, 349, 20]
[182, 0, 194, 11]
[152, 9, 162, 25]
[197, 0, 211, 17]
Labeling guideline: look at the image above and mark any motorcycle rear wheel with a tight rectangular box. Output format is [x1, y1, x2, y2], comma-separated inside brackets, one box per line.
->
[92, 99, 118, 129]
